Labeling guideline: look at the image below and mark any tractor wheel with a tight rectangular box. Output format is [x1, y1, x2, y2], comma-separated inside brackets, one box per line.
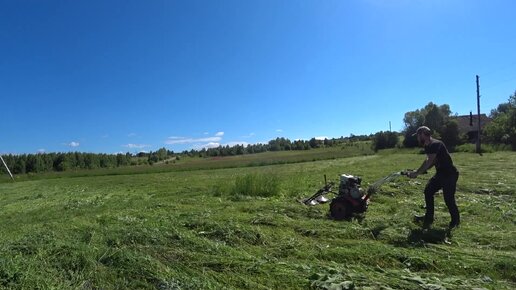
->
[330, 198, 353, 220]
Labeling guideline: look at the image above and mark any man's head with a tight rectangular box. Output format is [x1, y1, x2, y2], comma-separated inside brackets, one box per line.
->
[412, 126, 431, 146]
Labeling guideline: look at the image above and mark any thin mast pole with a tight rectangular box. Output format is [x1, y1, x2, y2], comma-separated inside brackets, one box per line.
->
[0, 155, 14, 181]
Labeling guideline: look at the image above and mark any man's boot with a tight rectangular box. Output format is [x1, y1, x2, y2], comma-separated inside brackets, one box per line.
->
[414, 214, 433, 229]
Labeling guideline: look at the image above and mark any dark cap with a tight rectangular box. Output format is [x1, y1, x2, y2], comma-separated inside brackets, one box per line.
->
[412, 126, 431, 137]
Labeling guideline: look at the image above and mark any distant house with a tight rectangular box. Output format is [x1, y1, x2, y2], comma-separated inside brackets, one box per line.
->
[453, 113, 492, 143]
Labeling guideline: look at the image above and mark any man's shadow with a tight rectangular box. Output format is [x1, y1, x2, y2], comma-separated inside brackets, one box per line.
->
[394, 228, 451, 247]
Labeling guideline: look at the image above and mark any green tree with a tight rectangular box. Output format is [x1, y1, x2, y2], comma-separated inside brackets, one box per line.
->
[372, 131, 399, 152]
[156, 147, 168, 161]
[268, 139, 281, 151]
[484, 91, 516, 150]
[75, 152, 86, 169]
[403, 102, 454, 148]
[441, 120, 461, 150]
[54, 154, 69, 171]
[309, 138, 321, 148]
[424, 103, 450, 133]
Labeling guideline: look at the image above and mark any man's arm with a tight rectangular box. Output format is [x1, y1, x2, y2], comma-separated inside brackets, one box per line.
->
[409, 154, 436, 178]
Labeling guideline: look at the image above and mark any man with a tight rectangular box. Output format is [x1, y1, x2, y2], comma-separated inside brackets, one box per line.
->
[407, 126, 460, 229]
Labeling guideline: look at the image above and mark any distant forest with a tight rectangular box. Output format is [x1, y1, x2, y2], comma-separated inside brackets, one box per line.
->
[1, 135, 373, 175]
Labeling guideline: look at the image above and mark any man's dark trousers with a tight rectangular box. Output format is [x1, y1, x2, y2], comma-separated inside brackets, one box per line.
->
[424, 169, 460, 225]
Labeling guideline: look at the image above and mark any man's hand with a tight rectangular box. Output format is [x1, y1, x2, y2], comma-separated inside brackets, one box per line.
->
[407, 171, 418, 179]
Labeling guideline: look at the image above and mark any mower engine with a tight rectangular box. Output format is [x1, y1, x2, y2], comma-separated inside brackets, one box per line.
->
[338, 174, 363, 199]
[330, 174, 369, 220]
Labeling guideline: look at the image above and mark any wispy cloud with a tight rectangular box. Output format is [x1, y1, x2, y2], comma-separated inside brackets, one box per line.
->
[64, 141, 80, 147]
[123, 144, 151, 149]
[192, 141, 250, 150]
[241, 132, 256, 138]
[315, 136, 329, 140]
[37, 149, 45, 153]
[128, 133, 137, 137]
[165, 132, 248, 150]
[165, 135, 222, 145]
[276, 129, 283, 133]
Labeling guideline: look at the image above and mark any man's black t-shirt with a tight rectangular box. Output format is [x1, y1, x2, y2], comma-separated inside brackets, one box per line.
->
[424, 139, 456, 174]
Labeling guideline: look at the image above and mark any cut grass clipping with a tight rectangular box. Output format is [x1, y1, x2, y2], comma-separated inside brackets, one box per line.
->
[232, 173, 281, 197]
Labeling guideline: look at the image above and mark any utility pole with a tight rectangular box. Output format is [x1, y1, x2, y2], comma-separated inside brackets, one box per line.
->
[476, 75, 482, 154]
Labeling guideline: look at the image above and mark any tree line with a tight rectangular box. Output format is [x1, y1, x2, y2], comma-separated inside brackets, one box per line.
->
[2, 90, 514, 175]
[182, 135, 373, 158]
[1, 152, 134, 174]
[0, 135, 373, 175]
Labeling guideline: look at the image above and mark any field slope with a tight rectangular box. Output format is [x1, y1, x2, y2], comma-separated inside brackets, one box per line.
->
[0, 150, 515, 289]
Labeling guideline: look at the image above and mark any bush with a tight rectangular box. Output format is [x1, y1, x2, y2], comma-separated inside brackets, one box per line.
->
[372, 131, 399, 152]
[232, 173, 281, 197]
[441, 120, 461, 150]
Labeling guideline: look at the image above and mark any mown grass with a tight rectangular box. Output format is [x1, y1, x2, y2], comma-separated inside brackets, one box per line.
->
[0, 150, 514, 289]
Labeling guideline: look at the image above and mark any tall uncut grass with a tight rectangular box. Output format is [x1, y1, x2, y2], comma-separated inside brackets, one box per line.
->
[233, 173, 281, 197]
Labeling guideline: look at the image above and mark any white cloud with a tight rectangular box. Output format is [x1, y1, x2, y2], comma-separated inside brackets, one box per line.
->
[123, 144, 151, 149]
[315, 136, 329, 140]
[67, 142, 80, 147]
[194, 142, 220, 150]
[215, 131, 224, 137]
[165, 136, 222, 145]
[37, 149, 45, 153]
[276, 129, 283, 133]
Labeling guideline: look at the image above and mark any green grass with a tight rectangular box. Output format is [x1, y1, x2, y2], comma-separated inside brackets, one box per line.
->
[455, 143, 513, 153]
[0, 150, 515, 289]
[232, 173, 281, 197]
[1, 144, 374, 184]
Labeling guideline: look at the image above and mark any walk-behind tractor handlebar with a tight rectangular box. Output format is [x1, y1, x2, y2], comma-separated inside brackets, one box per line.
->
[303, 171, 416, 220]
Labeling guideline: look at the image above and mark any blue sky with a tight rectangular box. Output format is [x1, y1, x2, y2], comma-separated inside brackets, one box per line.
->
[1, 0, 515, 154]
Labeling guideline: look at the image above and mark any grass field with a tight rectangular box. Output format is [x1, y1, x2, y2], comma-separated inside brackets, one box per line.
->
[0, 148, 515, 289]
[1, 143, 374, 184]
